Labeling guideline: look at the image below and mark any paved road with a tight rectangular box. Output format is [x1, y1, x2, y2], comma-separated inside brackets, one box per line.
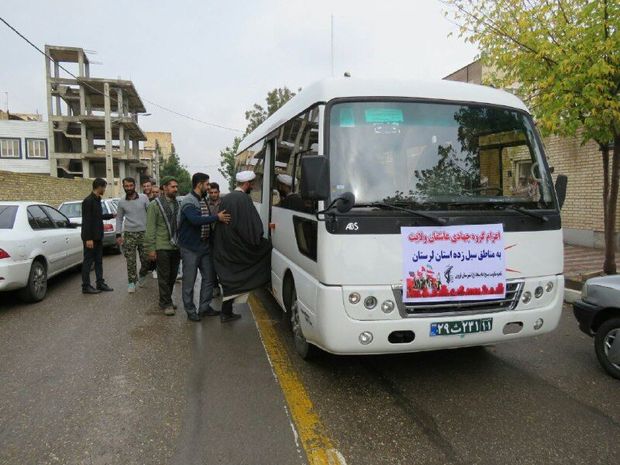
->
[0, 254, 303, 465]
[1, 254, 618, 465]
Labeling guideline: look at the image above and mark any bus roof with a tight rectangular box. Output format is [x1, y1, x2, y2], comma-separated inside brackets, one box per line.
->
[239, 77, 530, 153]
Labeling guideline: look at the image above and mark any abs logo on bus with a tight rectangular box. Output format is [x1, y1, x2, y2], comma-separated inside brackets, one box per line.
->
[345, 222, 359, 231]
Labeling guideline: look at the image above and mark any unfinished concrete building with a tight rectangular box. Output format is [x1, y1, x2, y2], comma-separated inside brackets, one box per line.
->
[45, 45, 147, 196]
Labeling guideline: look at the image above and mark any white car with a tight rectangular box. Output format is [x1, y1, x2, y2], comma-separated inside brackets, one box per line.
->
[59, 198, 120, 252]
[0, 201, 83, 302]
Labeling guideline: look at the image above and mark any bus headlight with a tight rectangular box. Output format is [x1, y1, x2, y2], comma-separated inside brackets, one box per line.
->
[349, 292, 361, 304]
[381, 300, 395, 313]
[522, 291, 532, 304]
[364, 296, 377, 309]
[534, 286, 544, 298]
[545, 281, 554, 293]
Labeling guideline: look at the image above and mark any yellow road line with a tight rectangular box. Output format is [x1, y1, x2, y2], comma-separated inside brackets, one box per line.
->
[249, 294, 346, 465]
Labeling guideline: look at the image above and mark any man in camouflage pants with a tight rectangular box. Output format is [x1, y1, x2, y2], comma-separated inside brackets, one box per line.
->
[116, 177, 151, 293]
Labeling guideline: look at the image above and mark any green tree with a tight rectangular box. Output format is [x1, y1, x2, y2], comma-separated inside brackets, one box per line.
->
[218, 137, 241, 192]
[219, 86, 298, 190]
[160, 143, 192, 194]
[443, 0, 620, 273]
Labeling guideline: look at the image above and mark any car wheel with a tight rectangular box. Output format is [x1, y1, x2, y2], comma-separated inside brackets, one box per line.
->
[19, 260, 48, 303]
[594, 317, 620, 380]
[290, 289, 318, 360]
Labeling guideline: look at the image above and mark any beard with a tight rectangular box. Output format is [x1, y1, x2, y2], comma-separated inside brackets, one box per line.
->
[124, 188, 135, 197]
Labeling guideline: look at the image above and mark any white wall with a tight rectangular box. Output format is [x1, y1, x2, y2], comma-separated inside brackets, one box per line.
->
[0, 121, 50, 174]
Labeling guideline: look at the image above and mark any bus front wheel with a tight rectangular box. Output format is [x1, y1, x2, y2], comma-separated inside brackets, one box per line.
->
[290, 290, 317, 360]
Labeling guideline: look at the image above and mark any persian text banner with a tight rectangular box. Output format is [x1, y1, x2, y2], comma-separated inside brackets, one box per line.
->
[401, 224, 506, 303]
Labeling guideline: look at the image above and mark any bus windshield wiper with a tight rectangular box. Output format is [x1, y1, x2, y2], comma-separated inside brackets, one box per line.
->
[452, 200, 548, 222]
[354, 202, 446, 225]
[498, 204, 548, 222]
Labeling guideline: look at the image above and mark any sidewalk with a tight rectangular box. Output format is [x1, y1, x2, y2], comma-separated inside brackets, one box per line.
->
[564, 244, 612, 290]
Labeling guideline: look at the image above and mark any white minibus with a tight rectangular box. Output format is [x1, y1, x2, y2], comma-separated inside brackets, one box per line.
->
[235, 78, 567, 359]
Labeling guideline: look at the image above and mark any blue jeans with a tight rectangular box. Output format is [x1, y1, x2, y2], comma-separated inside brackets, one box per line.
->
[180, 246, 214, 314]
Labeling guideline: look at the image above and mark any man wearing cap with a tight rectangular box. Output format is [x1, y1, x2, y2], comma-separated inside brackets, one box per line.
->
[177, 173, 231, 322]
[145, 176, 181, 316]
[213, 170, 272, 322]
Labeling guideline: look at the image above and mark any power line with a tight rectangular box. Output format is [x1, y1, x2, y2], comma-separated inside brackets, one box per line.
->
[142, 98, 242, 132]
[0, 16, 243, 133]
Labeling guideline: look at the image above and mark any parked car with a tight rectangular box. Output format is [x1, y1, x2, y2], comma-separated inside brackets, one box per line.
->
[573, 275, 620, 379]
[0, 201, 83, 302]
[58, 198, 120, 253]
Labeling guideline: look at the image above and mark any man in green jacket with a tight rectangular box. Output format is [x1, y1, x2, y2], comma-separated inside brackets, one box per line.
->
[145, 176, 180, 316]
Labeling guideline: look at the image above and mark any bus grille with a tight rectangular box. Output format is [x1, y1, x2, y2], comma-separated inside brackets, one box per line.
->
[392, 281, 524, 318]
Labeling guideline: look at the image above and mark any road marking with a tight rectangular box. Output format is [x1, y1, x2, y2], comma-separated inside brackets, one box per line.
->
[249, 294, 347, 465]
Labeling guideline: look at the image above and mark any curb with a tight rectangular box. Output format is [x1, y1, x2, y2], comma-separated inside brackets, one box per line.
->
[564, 288, 581, 304]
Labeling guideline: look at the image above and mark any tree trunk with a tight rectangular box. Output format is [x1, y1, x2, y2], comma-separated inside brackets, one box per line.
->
[603, 137, 620, 274]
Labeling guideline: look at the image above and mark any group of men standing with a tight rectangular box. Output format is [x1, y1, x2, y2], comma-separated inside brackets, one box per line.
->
[80, 171, 271, 324]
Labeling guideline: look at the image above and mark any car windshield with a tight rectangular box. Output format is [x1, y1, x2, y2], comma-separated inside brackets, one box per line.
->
[59, 203, 82, 218]
[328, 101, 555, 209]
[0, 205, 18, 229]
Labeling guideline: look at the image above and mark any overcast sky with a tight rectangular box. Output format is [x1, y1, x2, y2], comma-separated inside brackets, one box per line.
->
[0, 0, 478, 190]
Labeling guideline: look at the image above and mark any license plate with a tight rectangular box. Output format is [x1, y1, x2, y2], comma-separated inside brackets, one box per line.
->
[430, 318, 493, 337]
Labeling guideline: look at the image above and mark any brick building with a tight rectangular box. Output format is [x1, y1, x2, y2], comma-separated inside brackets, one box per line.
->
[445, 60, 616, 248]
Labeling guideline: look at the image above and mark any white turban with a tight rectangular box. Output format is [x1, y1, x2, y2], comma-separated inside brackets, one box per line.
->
[236, 170, 256, 182]
[276, 174, 293, 187]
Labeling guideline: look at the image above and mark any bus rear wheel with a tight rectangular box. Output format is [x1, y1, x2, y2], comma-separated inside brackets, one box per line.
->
[290, 290, 317, 360]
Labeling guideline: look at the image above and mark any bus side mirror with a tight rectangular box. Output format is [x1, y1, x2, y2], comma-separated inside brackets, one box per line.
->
[300, 156, 330, 201]
[555, 174, 567, 209]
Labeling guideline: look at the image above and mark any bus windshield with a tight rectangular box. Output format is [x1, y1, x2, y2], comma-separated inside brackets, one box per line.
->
[328, 101, 555, 209]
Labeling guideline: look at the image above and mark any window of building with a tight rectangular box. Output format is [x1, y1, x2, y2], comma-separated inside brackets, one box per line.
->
[26, 138, 48, 159]
[0, 138, 21, 159]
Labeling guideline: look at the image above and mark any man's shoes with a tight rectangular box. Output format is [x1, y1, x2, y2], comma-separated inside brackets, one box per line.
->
[200, 306, 221, 317]
[128, 283, 136, 293]
[138, 275, 147, 287]
[97, 283, 114, 292]
[82, 285, 101, 295]
[163, 307, 175, 316]
[220, 313, 241, 323]
[187, 312, 201, 322]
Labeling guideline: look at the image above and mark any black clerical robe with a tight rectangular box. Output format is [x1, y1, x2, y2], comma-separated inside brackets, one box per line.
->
[213, 190, 272, 296]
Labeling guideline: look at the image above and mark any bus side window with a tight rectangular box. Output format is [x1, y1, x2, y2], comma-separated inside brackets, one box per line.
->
[273, 107, 319, 213]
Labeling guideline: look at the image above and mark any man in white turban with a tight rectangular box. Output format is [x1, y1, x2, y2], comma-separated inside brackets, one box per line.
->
[212, 171, 272, 322]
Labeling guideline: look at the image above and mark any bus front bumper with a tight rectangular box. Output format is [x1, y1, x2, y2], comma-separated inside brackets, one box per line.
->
[305, 279, 564, 355]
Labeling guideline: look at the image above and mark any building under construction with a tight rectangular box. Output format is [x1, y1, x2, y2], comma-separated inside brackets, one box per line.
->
[45, 45, 148, 195]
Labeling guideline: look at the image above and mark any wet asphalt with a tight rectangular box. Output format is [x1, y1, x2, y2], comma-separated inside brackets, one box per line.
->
[1, 254, 618, 465]
[0, 254, 303, 465]
[256, 286, 620, 465]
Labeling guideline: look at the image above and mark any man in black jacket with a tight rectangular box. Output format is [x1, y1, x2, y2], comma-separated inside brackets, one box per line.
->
[81, 178, 114, 294]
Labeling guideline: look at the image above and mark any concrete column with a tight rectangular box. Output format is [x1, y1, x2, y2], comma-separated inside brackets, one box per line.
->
[44, 46, 56, 177]
[79, 85, 87, 155]
[117, 88, 124, 116]
[82, 159, 90, 178]
[78, 53, 85, 77]
[54, 62, 61, 116]
[119, 125, 125, 156]
[124, 130, 130, 157]
[119, 160, 126, 181]
[104, 82, 114, 197]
